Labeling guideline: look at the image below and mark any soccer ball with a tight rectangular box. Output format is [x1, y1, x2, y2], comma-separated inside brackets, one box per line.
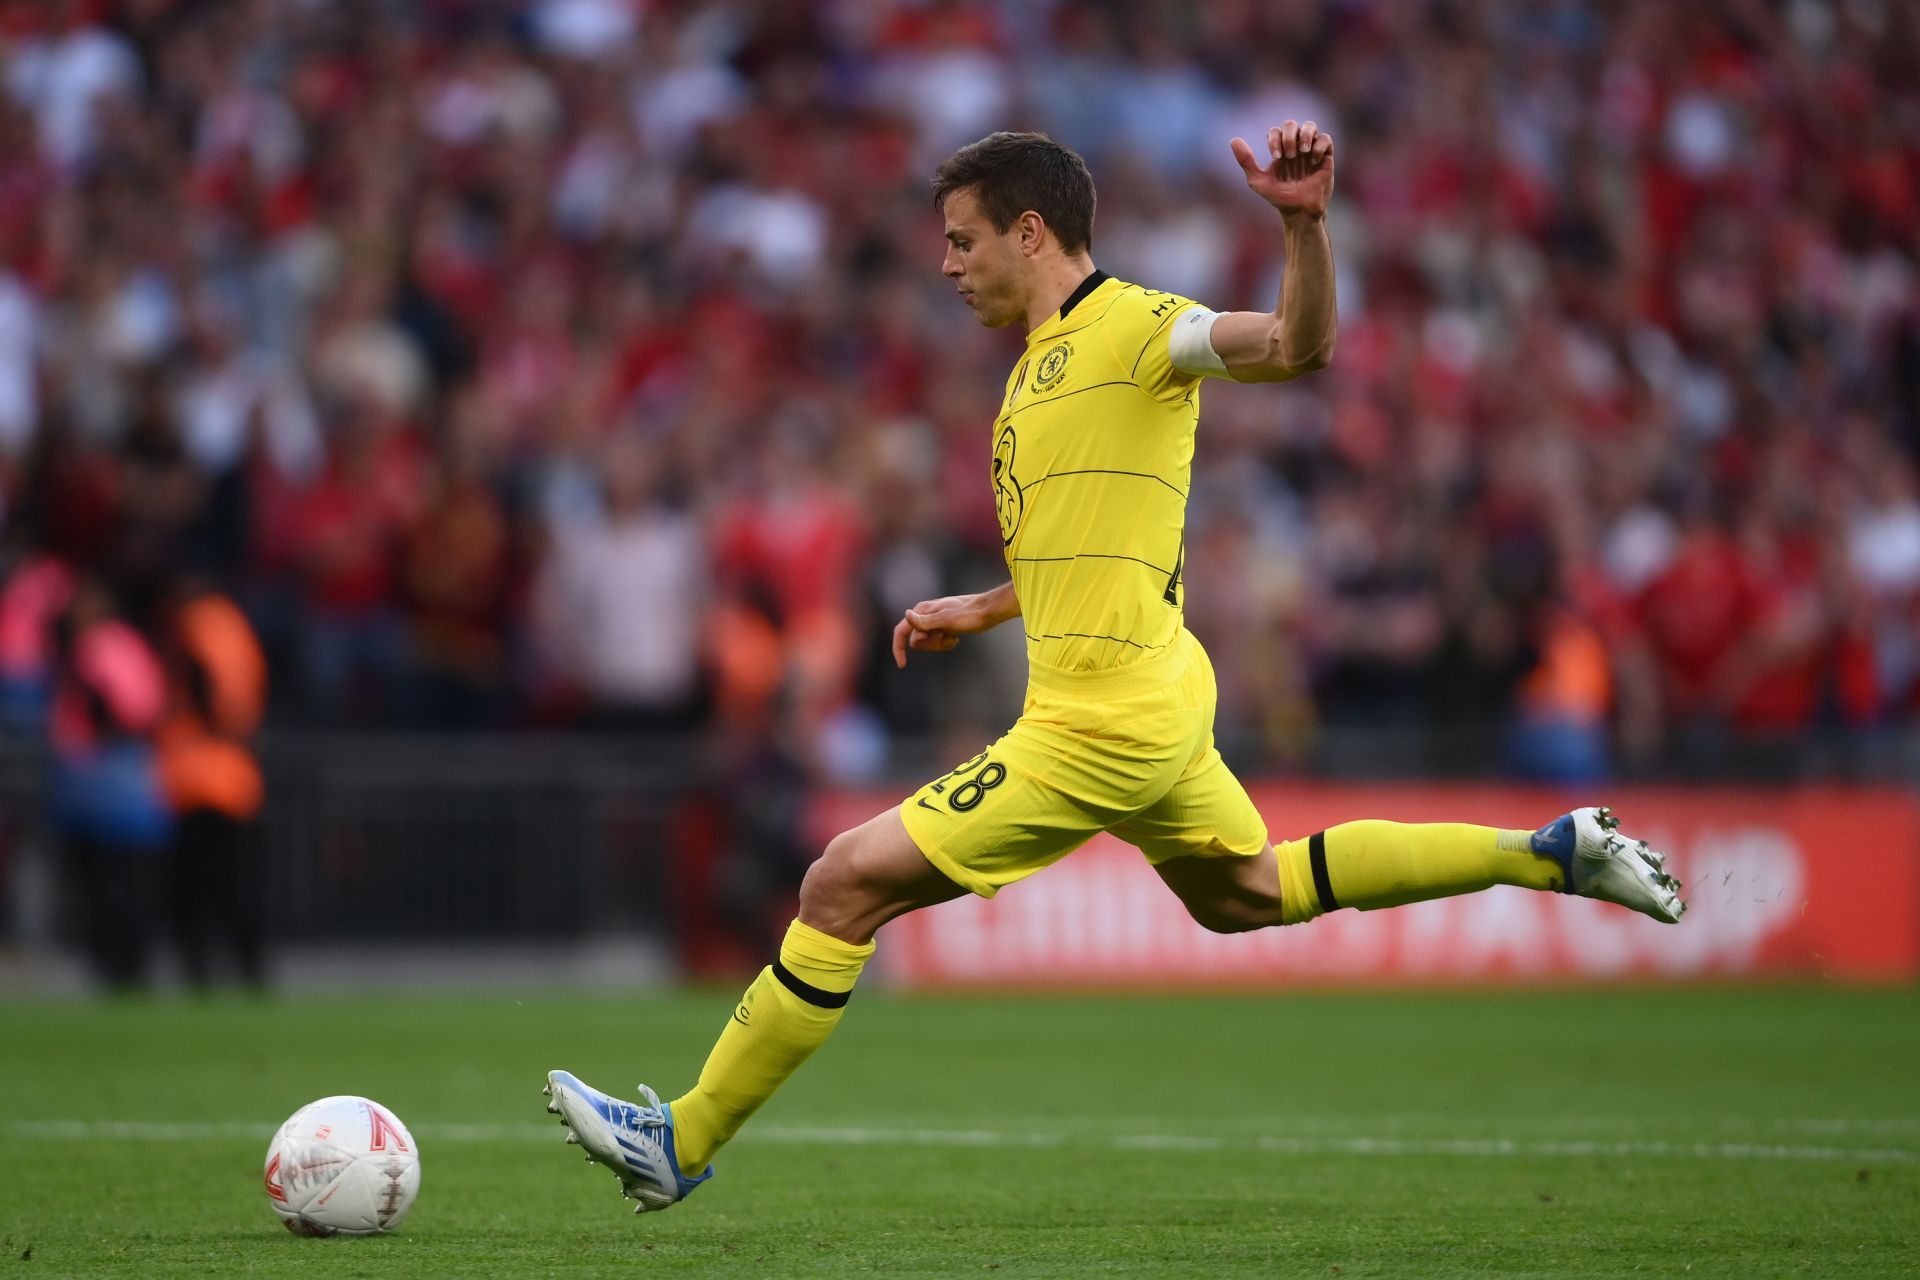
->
[263, 1096, 421, 1236]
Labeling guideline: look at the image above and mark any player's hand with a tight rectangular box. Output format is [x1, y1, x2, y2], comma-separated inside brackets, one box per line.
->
[1231, 121, 1334, 221]
[891, 593, 994, 668]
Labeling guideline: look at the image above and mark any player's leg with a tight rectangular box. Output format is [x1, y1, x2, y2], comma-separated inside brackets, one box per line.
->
[663, 807, 965, 1174]
[1275, 819, 1573, 917]
[1275, 807, 1683, 923]
[1126, 747, 1683, 928]
[1148, 803, 1684, 927]
[545, 806, 961, 1211]
[546, 707, 1122, 1212]
[1149, 814, 1569, 929]
[663, 720, 1145, 1173]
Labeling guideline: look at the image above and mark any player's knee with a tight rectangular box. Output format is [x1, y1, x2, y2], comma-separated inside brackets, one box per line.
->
[798, 828, 882, 934]
[797, 837, 854, 923]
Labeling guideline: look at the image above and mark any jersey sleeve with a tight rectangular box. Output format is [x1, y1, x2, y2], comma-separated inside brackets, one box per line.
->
[1116, 287, 1205, 401]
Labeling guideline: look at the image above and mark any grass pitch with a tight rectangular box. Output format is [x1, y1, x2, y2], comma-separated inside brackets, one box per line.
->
[0, 986, 1915, 1278]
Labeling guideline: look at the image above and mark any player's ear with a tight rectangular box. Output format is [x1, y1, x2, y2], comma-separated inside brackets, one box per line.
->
[1016, 210, 1047, 257]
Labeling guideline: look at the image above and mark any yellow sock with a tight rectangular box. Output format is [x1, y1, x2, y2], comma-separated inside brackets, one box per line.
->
[670, 920, 873, 1172]
[1277, 821, 1562, 924]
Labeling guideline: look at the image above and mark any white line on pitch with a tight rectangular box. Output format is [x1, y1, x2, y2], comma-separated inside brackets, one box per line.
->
[918, 1113, 1920, 1138]
[7, 1120, 1914, 1164]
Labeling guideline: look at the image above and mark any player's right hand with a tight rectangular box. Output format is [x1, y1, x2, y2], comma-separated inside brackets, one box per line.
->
[891, 595, 987, 668]
[1231, 119, 1334, 221]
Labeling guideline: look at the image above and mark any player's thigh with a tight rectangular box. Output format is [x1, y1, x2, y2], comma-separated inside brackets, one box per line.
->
[800, 806, 971, 944]
[1112, 738, 1269, 864]
[1111, 741, 1280, 929]
[898, 718, 1130, 901]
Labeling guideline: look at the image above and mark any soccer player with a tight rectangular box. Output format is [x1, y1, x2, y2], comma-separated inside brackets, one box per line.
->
[545, 124, 1684, 1212]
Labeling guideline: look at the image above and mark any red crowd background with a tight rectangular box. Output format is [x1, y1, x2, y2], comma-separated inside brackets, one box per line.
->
[0, 0, 1916, 791]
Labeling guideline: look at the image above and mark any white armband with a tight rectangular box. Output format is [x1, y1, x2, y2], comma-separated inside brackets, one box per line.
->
[1168, 306, 1231, 379]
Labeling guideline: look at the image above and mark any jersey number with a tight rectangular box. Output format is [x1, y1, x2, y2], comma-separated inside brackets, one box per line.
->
[993, 424, 1023, 546]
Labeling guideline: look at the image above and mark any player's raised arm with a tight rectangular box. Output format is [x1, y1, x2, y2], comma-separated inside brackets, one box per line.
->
[1175, 121, 1337, 384]
[891, 581, 1022, 668]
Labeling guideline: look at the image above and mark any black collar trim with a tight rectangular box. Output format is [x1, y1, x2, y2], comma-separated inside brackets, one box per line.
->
[1057, 269, 1111, 320]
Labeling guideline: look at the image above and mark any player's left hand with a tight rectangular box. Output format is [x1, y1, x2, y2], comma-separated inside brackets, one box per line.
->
[892, 610, 960, 667]
[1231, 120, 1334, 221]
[891, 593, 996, 668]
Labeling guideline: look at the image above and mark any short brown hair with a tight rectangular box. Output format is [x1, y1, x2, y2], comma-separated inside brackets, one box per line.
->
[932, 132, 1096, 254]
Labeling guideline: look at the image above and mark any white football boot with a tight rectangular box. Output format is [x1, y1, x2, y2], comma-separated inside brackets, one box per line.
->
[1531, 806, 1685, 923]
[543, 1069, 712, 1212]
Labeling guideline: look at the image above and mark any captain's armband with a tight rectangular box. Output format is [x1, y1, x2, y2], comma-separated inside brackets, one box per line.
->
[1168, 306, 1231, 380]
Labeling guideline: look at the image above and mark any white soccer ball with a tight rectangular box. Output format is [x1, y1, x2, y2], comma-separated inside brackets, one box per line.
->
[263, 1095, 421, 1236]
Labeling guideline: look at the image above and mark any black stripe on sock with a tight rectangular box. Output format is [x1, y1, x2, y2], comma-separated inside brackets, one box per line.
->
[1308, 830, 1340, 913]
[771, 959, 851, 1009]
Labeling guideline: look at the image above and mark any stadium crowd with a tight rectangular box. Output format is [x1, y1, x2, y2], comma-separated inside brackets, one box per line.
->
[0, 0, 1917, 790]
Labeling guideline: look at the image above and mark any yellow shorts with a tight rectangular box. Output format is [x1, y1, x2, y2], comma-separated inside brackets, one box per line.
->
[899, 629, 1269, 897]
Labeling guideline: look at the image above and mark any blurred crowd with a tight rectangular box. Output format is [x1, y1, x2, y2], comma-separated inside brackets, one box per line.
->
[1, 0, 1918, 788]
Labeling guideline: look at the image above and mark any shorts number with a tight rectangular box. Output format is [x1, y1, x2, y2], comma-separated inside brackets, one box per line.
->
[948, 761, 1006, 812]
[926, 752, 987, 796]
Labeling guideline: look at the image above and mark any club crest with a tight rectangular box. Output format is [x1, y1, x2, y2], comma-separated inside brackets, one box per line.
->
[1031, 341, 1073, 394]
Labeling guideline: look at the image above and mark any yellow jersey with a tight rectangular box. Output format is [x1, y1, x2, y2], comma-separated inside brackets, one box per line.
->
[992, 271, 1203, 674]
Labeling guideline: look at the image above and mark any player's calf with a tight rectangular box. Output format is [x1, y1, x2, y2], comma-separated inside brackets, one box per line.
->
[1179, 894, 1285, 934]
[1155, 845, 1287, 933]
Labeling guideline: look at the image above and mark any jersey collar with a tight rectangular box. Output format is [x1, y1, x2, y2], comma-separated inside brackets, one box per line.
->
[1028, 269, 1115, 346]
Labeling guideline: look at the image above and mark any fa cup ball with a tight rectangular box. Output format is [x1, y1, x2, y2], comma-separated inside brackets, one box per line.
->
[263, 1096, 420, 1236]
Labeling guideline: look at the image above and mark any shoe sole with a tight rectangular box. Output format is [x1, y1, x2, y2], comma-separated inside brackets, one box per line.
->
[1581, 806, 1685, 923]
[544, 1071, 652, 1203]
[545, 1066, 679, 1220]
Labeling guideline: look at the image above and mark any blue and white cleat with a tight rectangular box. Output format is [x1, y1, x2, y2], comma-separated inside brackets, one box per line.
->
[543, 1069, 712, 1212]
[1531, 806, 1684, 923]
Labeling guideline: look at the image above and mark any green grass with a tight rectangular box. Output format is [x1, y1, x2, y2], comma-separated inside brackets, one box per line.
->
[1, 987, 1916, 1278]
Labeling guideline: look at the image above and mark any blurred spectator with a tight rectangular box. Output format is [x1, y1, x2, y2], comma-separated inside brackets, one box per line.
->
[48, 575, 170, 989]
[284, 402, 422, 723]
[155, 580, 268, 989]
[534, 434, 706, 730]
[1506, 603, 1614, 784]
[5, 0, 140, 171]
[403, 397, 516, 728]
[0, 552, 72, 732]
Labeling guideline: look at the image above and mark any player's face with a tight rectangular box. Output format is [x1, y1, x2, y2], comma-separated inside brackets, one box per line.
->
[941, 188, 1024, 328]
